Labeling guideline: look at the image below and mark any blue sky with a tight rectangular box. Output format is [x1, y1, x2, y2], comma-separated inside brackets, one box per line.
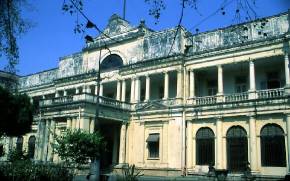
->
[1, 0, 289, 75]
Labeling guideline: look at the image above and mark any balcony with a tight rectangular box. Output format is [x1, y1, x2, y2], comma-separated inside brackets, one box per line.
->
[39, 94, 132, 110]
[187, 88, 286, 106]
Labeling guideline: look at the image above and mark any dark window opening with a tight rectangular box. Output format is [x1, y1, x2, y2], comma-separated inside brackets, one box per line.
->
[159, 86, 164, 99]
[226, 126, 248, 172]
[235, 76, 247, 93]
[267, 72, 281, 89]
[196, 128, 215, 165]
[16, 136, 23, 153]
[207, 80, 217, 96]
[147, 133, 160, 159]
[0, 145, 4, 157]
[100, 54, 123, 71]
[260, 124, 286, 167]
[28, 136, 36, 159]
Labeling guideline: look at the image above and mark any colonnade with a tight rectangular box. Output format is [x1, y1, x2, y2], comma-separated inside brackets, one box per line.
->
[187, 51, 290, 99]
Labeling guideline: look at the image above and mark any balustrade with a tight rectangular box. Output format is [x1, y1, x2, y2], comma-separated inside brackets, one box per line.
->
[256, 88, 285, 99]
[39, 88, 286, 110]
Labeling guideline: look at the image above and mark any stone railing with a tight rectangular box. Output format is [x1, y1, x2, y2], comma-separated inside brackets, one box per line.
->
[187, 12, 288, 54]
[256, 88, 285, 99]
[224, 92, 249, 102]
[195, 96, 217, 105]
[39, 94, 131, 110]
[187, 88, 286, 106]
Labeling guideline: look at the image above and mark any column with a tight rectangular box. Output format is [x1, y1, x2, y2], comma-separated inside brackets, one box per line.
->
[66, 118, 72, 129]
[130, 78, 135, 103]
[63, 89, 67, 96]
[135, 77, 141, 102]
[43, 119, 51, 161]
[217, 65, 224, 95]
[285, 52, 290, 86]
[47, 120, 56, 162]
[83, 85, 87, 93]
[119, 123, 127, 164]
[116, 81, 121, 101]
[99, 83, 103, 96]
[145, 75, 150, 101]
[216, 117, 223, 169]
[80, 117, 90, 131]
[94, 85, 98, 95]
[176, 69, 183, 98]
[76, 118, 80, 130]
[76, 87, 80, 94]
[286, 114, 290, 173]
[249, 60, 256, 99]
[72, 117, 76, 129]
[249, 60, 256, 91]
[87, 85, 92, 94]
[121, 80, 126, 102]
[90, 118, 94, 133]
[163, 72, 169, 99]
[189, 70, 195, 98]
[186, 121, 193, 169]
[55, 91, 59, 98]
[37, 120, 46, 160]
[249, 115, 258, 171]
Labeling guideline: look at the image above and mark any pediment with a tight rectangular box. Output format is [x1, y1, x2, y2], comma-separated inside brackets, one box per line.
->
[102, 14, 133, 36]
[136, 101, 167, 111]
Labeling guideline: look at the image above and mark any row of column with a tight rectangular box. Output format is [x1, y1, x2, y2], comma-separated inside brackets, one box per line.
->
[66, 117, 94, 133]
[187, 52, 290, 98]
[116, 69, 183, 103]
[36, 119, 56, 162]
[55, 84, 104, 98]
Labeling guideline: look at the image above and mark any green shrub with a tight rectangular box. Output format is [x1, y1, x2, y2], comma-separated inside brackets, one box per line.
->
[0, 161, 73, 181]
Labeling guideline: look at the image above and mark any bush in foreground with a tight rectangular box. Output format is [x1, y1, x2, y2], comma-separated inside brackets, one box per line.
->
[0, 160, 73, 181]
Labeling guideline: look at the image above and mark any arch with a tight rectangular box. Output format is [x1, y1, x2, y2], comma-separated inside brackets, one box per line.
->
[260, 124, 286, 167]
[28, 136, 36, 159]
[226, 126, 248, 172]
[226, 125, 247, 138]
[196, 127, 215, 165]
[100, 54, 123, 71]
[16, 136, 23, 152]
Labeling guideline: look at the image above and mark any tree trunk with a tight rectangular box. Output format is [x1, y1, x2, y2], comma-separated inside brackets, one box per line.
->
[89, 159, 100, 181]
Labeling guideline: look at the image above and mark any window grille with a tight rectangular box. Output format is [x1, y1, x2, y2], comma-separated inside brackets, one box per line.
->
[260, 124, 286, 167]
[196, 127, 215, 165]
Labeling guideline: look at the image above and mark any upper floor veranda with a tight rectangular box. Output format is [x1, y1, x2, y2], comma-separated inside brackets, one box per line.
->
[16, 11, 290, 114]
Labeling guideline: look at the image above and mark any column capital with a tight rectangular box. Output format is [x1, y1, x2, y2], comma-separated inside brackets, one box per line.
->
[248, 113, 256, 118]
[217, 64, 223, 68]
[177, 68, 183, 73]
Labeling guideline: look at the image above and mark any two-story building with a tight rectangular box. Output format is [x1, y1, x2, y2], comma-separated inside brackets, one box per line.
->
[2, 10, 290, 179]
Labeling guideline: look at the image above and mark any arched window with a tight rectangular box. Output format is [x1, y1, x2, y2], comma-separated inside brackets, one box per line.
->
[28, 136, 36, 159]
[226, 126, 248, 172]
[196, 127, 215, 165]
[16, 136, 23, 152]
[100, 54, 123, 71]
[260, 124, 286, 167]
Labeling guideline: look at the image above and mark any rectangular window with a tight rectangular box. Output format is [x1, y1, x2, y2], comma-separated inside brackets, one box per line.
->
[235, 76, 247, 93]
[147, 133, 160, 159]
[207, 80, 217, 96]
[267, 72, 281, 89]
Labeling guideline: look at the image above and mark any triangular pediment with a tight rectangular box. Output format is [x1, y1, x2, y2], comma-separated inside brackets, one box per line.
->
[102, 14, 133, 36]
[136, 101, 167, 111]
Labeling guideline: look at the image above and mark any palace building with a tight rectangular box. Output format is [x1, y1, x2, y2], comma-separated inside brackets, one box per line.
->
[1, 10, 290, 179]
